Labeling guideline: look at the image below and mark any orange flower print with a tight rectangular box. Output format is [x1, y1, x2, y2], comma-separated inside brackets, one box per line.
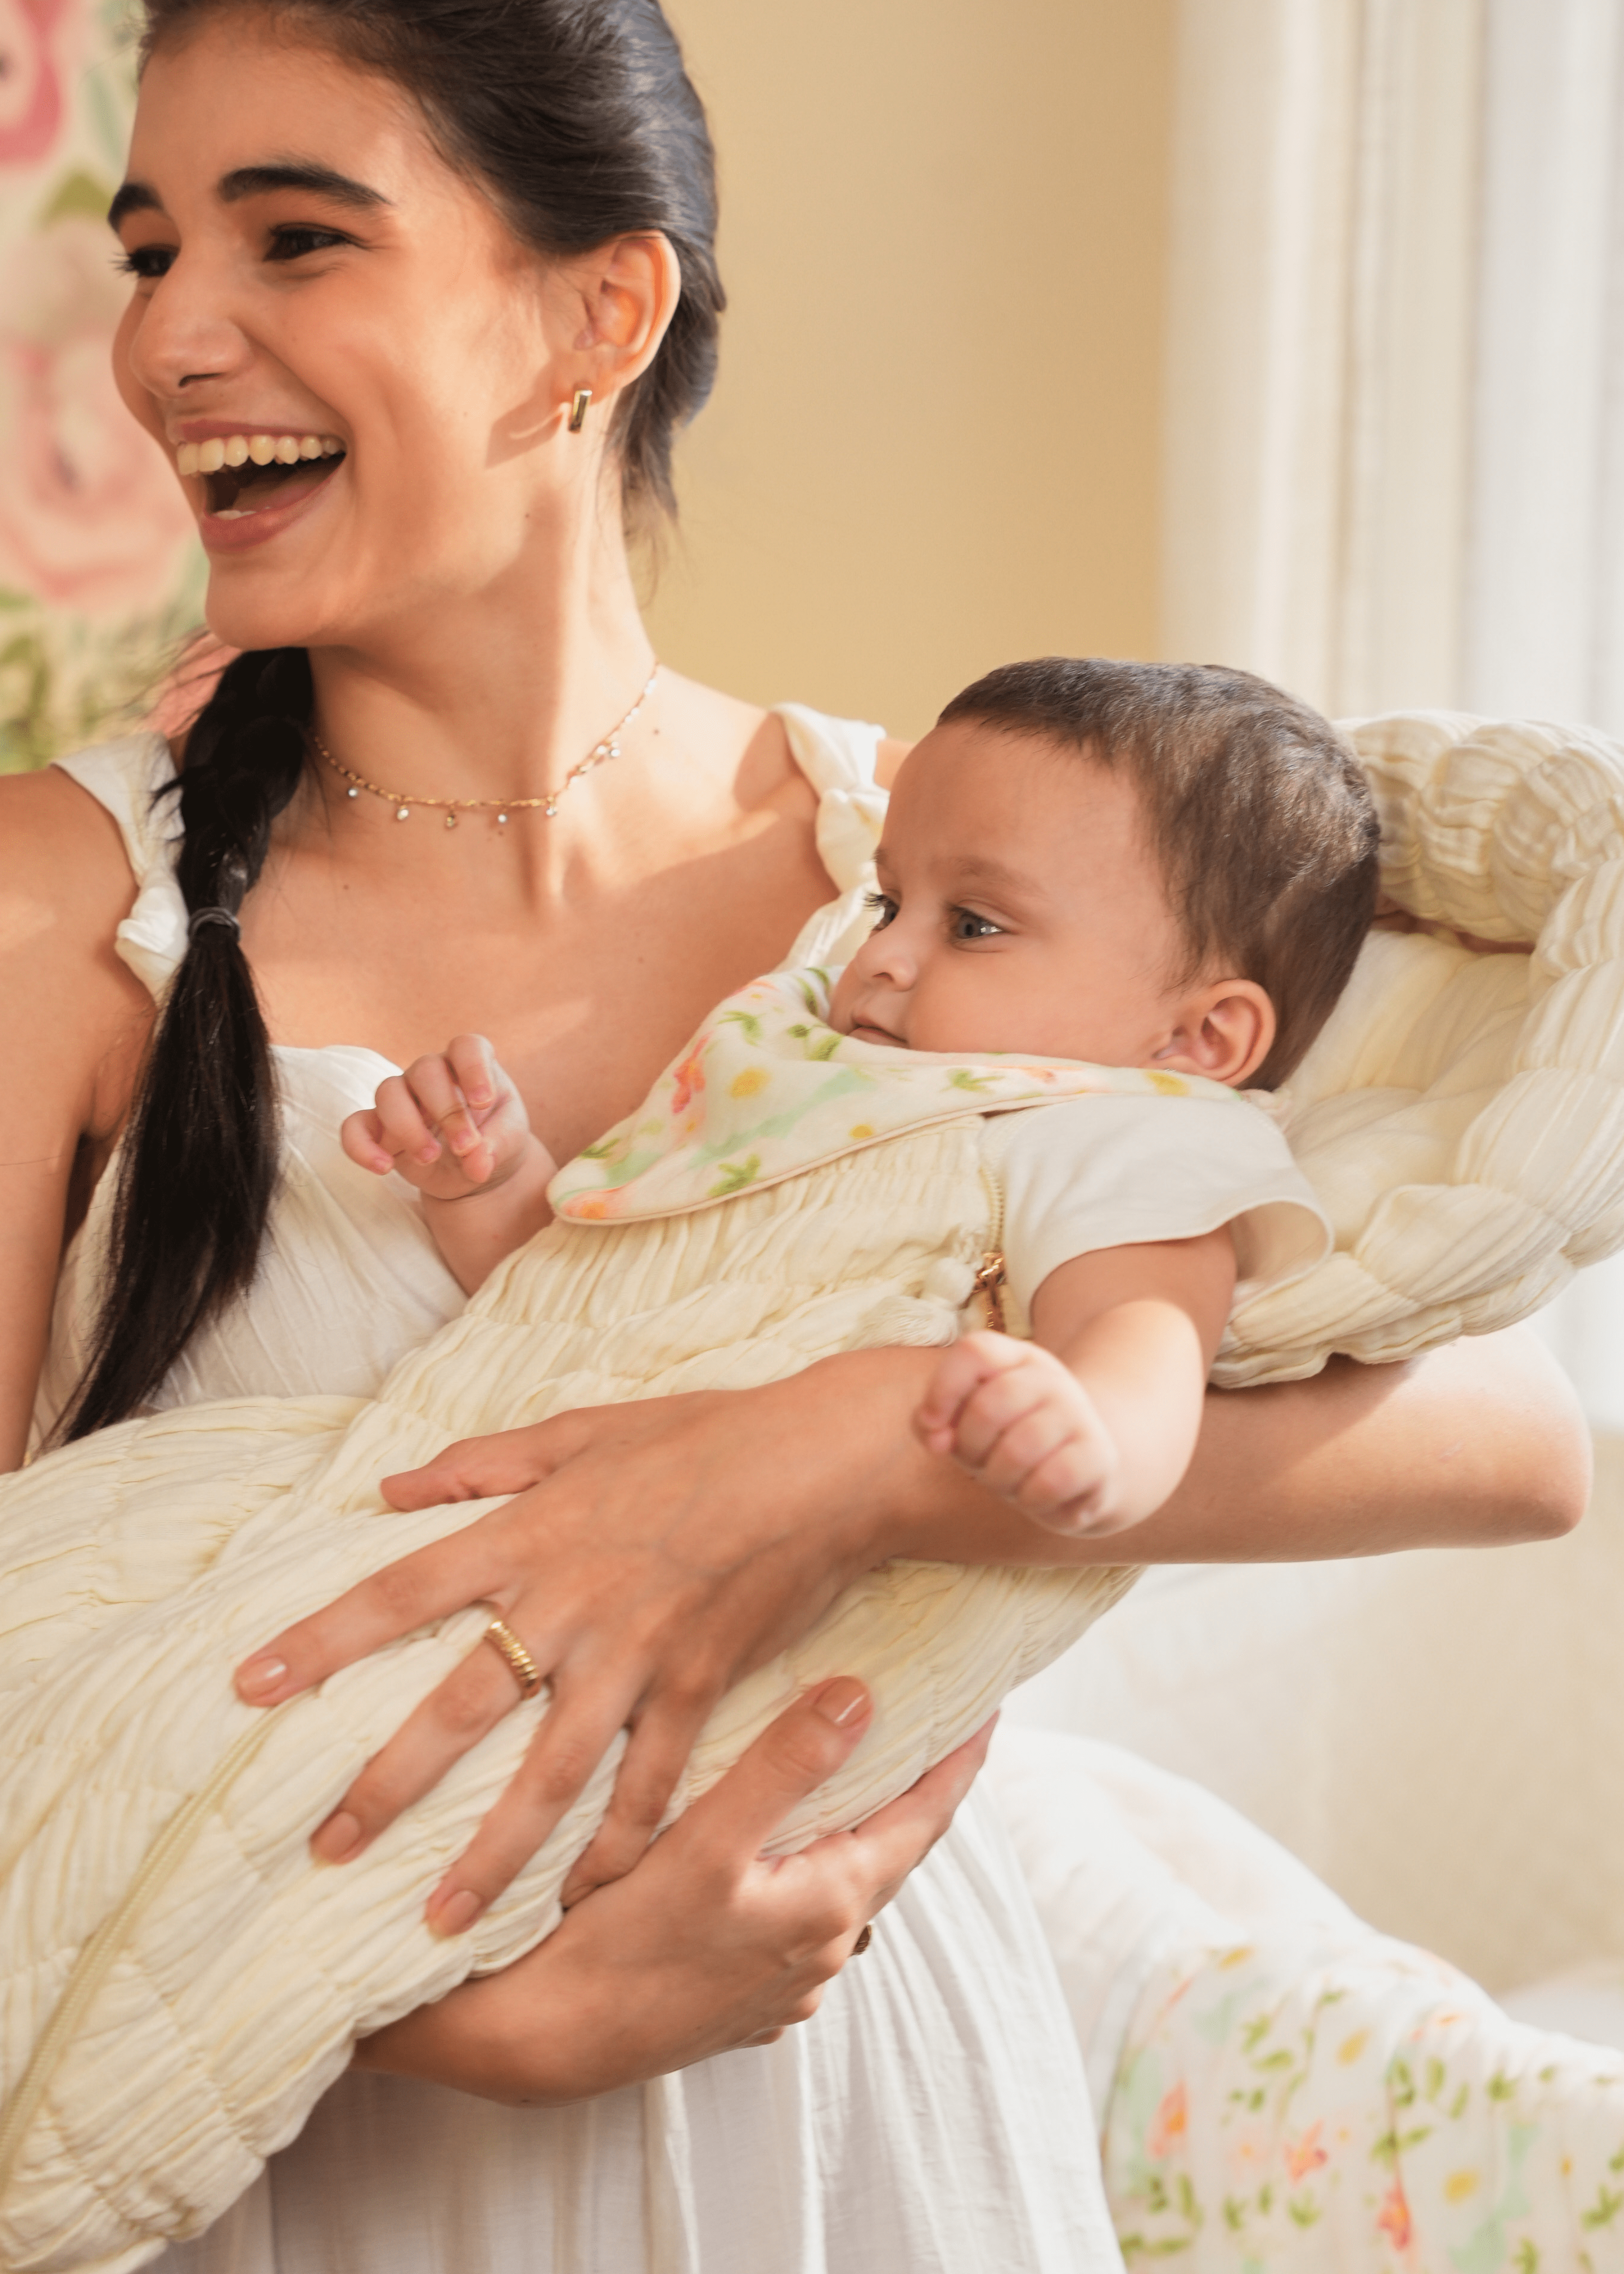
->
[1147, 2082, 1187, 2160]
[1377, 2177, 1412, 2253]
[1285, 2122, 1328, 2181]
[670, 1043, 707, 1118]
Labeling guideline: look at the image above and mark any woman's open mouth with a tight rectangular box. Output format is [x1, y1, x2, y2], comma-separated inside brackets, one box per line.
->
[176, 433, 347, 521]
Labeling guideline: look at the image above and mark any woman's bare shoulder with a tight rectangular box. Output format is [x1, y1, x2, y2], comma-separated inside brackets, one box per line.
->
[0, 767, 152, 1119]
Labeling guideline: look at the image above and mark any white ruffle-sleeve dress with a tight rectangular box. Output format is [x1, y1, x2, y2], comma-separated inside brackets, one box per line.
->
[40, 708, 1127, 2274]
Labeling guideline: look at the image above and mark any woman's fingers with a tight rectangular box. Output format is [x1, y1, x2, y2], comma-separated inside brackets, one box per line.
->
[836, 1713, 995, 1900]
[380, 1416, 583, 1509]
[310, 1640, 522, 1862]
[425, 1670, 654, 1930]
[234, 1522, 509, 1702]
[667, 1675, 873, 1865]
[557, 1674, 726, 1903]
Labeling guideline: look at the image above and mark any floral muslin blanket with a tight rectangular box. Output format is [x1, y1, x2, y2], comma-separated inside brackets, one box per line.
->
[1107, 1925, 1624, 2272]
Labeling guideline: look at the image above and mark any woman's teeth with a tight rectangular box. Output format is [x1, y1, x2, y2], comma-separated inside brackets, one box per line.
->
[176, 434, 344, 478]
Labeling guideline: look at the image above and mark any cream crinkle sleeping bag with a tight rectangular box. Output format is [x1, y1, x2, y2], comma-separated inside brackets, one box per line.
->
[3, 709, 1623, 2272]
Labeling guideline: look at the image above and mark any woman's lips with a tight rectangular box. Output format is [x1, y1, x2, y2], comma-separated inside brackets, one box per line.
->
[196, 455, 344, 554]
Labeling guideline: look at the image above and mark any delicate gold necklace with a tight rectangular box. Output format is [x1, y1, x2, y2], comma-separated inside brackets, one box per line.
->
[312, 665, 660, 832]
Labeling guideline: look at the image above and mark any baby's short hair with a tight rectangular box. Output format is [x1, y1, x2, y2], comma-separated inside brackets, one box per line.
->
[938, 657, 1379, 1088]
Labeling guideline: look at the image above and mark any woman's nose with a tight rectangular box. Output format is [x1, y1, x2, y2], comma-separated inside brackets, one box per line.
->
[120, 256, 255, 403]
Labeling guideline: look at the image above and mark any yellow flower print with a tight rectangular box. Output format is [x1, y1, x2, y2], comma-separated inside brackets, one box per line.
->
[1444, 2170, 1480, 2204]
[1338, 2030, 1370, 2065]
[849, 1122, 874, 1139]
[730, 1066, 770, 1099]
[1146, 1070, 1189, 1096]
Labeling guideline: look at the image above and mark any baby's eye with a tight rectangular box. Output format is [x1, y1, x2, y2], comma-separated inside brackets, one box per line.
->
[949, 907, 1004, 942]
[864, 890, 899, 931]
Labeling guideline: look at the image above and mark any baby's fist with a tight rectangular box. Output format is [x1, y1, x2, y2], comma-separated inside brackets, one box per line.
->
[341, 1035, 539, 1201]
[914, 1332, 1124, 1536]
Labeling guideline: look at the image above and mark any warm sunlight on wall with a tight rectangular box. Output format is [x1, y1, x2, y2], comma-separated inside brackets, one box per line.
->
[649, 1, 1176, 741]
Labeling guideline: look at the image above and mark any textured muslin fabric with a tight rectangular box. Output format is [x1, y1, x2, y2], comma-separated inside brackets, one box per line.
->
[23, 711, 1121, 2274]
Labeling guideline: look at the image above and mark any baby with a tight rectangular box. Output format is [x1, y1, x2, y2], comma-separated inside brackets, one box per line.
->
[345, 655, 1376, 1538]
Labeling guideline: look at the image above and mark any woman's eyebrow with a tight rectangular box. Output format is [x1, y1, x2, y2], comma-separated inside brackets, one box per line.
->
[107, 161, 392, 231]
[218, 161, 392, 209]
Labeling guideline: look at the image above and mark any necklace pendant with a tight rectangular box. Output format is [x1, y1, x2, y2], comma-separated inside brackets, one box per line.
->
[395, 806, 411, 822]
[497, 812, 509, 830]
[543, 798, 559, 818]
[346, 786, 359, 800]
[445, 812, 458, 830]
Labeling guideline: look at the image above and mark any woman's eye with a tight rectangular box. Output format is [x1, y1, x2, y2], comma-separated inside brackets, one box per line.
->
[864, 891, 899, 931]
[949, 908, 1003, 942]
[266, 225, 353, 263]
[115, 244, 176, 281]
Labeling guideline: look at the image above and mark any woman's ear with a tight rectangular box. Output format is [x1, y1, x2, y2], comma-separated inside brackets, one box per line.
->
[570, 231, 682, 400]
[1152, 978, 1276, 1087]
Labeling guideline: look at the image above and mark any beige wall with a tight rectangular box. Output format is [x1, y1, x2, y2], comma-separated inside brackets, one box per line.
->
[648, 0, 1176, 741]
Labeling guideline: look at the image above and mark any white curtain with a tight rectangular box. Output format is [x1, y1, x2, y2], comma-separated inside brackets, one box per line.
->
[1158, 0, 1624, 1435]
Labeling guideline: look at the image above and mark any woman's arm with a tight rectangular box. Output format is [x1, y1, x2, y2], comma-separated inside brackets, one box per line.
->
[0, 772, 151, 1469]
[885, 1321, 1591, 1566]
[236, 1318, 1586, 1932]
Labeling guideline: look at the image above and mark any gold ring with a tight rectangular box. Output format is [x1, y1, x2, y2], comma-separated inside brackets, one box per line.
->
[482, 1612, 543, 1699]
[852, 1922, 873, 1956]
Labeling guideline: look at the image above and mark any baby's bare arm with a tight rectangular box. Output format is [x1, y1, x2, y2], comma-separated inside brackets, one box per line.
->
[915, 1231, 1236, 1536]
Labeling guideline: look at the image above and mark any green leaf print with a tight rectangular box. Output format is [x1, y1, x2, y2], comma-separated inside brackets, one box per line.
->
[946, 1067, 995, 1092]
[1581, 2185, 1624, 2231]
[707, 1154, 762, 1198]
[1512, 2242, 1539, 2274]
[1286, 2195, 1322, 2228]
[806, 1030, 843, 1061]
[721, 1010, 764, 1044]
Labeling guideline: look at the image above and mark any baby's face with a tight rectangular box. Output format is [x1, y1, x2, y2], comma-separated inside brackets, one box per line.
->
[829, 720, 1224, 1069]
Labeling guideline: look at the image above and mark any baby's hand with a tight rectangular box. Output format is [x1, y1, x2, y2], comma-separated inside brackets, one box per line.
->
[341, 1035, 550, 1202]
[914, 1332, 1124, 1536]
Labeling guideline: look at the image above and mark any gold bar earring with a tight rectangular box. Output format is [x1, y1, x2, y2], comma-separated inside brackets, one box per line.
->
[568, 388, 593, 433]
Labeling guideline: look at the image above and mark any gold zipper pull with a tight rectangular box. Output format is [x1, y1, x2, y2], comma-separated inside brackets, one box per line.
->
[971, 1249, 1007, 1333]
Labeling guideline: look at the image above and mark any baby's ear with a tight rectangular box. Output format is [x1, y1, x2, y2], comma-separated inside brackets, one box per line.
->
[1153, 979, 1276, 1087]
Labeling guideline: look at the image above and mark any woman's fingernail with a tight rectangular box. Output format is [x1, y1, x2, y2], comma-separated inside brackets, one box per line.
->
[428, 1888, 483, 1938]
[419, 1140, 440, 1164]
[236, 1655, 288, 1700]
[312, 1810, 363, 1863]
[813, 1677, 870, 1727]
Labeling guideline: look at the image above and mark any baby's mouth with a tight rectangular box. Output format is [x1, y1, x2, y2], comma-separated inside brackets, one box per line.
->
[176, 434, 346, 520]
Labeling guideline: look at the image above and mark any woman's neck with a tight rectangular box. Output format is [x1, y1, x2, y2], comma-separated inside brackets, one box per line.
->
[303, 494, 659, 813]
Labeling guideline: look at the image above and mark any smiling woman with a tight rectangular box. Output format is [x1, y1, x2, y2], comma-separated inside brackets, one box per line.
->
[0, 2, 1593, 2269]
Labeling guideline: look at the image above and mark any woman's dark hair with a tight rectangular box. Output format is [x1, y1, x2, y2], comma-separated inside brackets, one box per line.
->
[63, 0, 721, 1439]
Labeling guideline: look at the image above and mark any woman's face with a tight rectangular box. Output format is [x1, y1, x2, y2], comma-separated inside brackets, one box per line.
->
[112, 12, 584, 653]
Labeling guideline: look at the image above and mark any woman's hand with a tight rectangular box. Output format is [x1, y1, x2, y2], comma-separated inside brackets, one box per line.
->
[234, 1356, 928, 1934]
[353, 1680, 995, 2104]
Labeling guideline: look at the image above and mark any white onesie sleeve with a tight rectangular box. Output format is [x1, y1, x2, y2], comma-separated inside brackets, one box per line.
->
[980, 1094, 1330, 1333]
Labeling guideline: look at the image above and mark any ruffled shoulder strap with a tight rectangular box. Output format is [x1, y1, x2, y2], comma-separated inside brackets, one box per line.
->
[53, 734, 186, 998]
[772, 703, 889, 896]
